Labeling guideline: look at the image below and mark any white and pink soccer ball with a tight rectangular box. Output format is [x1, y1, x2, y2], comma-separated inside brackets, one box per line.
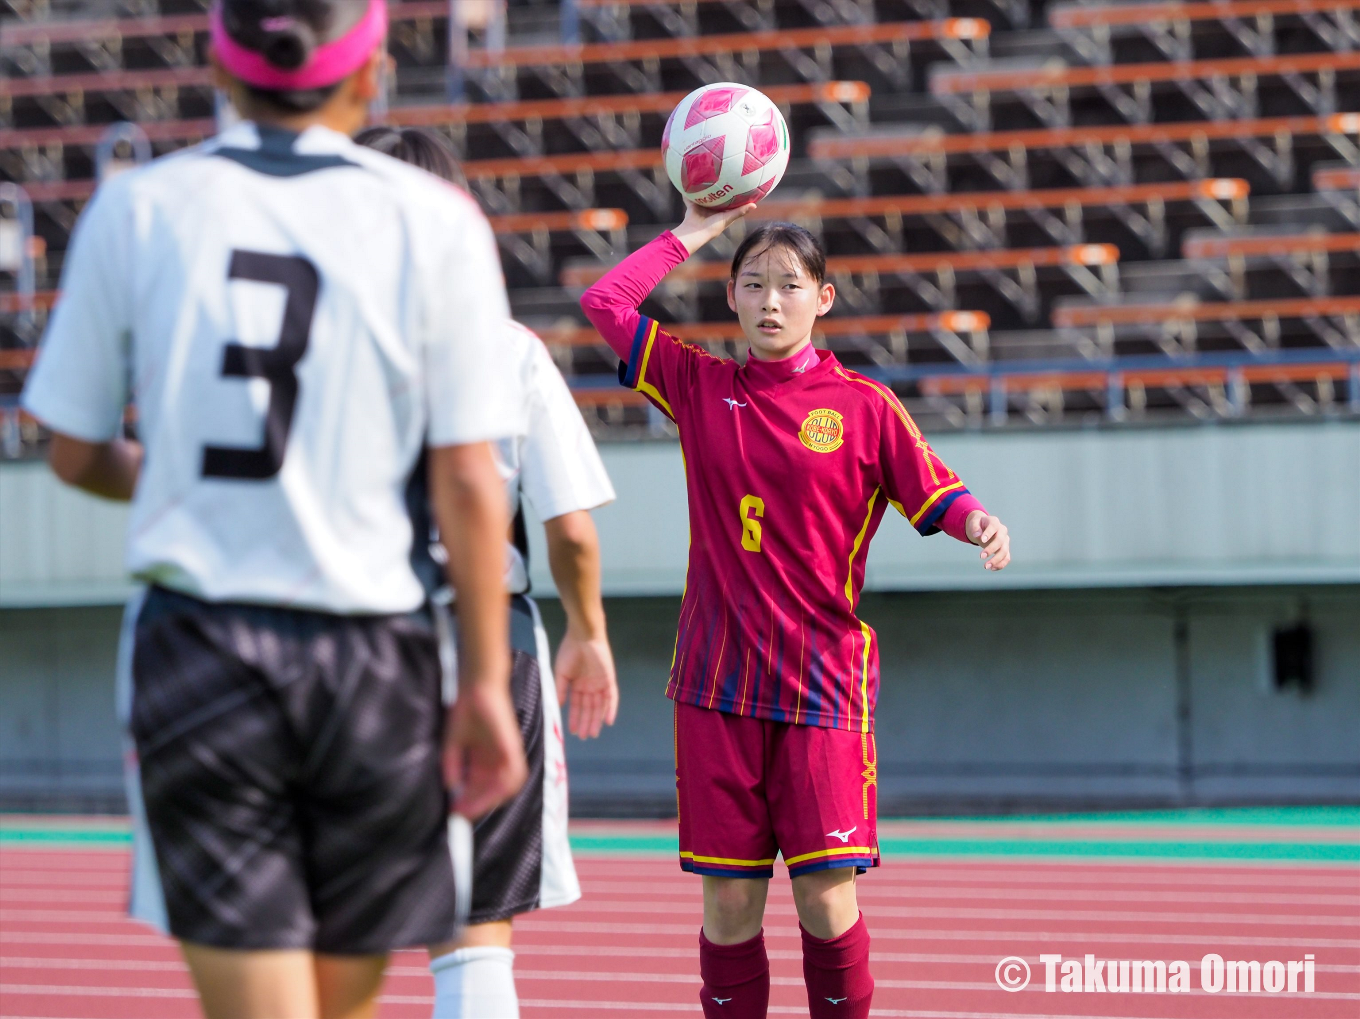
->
[662, 82, 791, 210]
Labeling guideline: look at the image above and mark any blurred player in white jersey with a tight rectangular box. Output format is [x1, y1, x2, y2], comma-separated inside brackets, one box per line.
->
[21, 3, 527, 1017]
[357, 126, 620, 1019]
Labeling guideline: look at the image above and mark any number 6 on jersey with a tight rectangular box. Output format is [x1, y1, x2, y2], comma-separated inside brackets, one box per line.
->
[740, 494, 764, 553]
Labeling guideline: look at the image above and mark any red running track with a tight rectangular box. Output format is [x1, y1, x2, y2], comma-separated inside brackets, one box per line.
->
[1, 848, 1357, 1018]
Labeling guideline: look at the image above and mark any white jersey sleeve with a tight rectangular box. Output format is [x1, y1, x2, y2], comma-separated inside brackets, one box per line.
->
[22, 181, 134, 442]
[517, 326, 615, 522]
[423, 201, 521, 447]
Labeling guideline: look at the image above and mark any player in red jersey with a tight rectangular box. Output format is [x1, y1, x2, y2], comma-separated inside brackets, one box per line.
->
[581, 202, 1011, 1019]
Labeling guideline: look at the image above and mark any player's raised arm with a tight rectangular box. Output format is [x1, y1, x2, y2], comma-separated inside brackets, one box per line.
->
[579, 200, 754, 362]
[872, 383, 1012, 571]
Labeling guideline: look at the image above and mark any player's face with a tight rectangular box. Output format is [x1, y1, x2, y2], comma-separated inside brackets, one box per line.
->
[727, 245, 835, 361]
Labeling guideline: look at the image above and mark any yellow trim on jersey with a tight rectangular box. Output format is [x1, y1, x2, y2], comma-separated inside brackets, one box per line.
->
[783, 846, 878, 867]
[843, 489, 880, 607]
[635, 320, 675, 419]
[859, 620, 873, 734]
[908, 479, 966, 527]
[837, 366, 953, 484]
[680, 851, 778, 867]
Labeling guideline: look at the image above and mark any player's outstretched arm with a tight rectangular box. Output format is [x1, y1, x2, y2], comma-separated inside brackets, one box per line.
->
[965, 510, 1012, 571]
[430, 442, 527, 819]
[46, 432, 143, 501]
[545, 510, 618, 740]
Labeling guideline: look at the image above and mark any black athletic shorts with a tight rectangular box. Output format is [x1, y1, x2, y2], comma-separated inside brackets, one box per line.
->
[440, 595, 551, 925]
[128, 586, 460, 953]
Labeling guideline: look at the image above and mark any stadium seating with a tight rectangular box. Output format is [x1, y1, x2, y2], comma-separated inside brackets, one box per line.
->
[4, 0, 1358, 441]
[1048, 0, 1360, 63]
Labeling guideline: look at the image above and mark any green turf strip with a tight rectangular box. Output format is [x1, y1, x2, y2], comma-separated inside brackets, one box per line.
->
[4, 806, 1358, 863]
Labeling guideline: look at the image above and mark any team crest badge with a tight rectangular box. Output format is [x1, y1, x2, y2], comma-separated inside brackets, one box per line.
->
[799, 408, 844, 453]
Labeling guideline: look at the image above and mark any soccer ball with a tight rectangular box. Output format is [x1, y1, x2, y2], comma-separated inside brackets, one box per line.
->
[662, 83, 791, 210]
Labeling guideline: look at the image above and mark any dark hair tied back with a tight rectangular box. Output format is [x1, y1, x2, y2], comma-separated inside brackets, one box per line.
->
[259, 17, 317, 71]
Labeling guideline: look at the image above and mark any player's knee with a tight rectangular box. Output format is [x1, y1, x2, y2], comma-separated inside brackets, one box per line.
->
[791, 867, 859, 937]
[703, 877, 766, 940]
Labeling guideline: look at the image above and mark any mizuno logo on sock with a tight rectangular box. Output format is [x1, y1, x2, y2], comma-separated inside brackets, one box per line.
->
[826, 826, 857, 842]
[712, 997, 732, 1004]
[826, 996, 848, 1004]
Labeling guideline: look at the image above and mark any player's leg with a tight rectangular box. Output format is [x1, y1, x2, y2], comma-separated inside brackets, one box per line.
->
[428, 596, 549, 1018]
[428, 921, 516, 1019]
[770, 725, 879, 1019]
[179, 945, 319, 1019]
[675, 702, 776, 1019]
[315, 952, 390, 1019]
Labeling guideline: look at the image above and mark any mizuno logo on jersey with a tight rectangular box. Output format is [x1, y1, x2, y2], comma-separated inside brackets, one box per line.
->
[723, 398, 747, 409]
[826, 826, 857, 842]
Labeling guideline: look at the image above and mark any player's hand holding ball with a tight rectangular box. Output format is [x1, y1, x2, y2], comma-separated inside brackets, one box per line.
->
[966, 511, 1012, 571]
[664, 82, 790, 254]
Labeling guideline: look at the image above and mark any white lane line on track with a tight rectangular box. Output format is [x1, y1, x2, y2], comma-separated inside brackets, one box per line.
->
[577, 882, 1360, 907]
[5, 956, 1357, 981]
[514, 921, 1360, 949]
[515, 901, 1360, 927]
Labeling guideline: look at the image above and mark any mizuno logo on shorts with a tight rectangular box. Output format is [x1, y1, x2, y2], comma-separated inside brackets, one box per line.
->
[826, 826, 857, 842]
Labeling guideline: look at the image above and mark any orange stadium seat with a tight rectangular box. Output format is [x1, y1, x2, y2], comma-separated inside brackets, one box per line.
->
[751, 179, 1249, 255]
[1, 20, 977, 113]
[1047, 0, 1360, 63]
[929, 51, 1360, 130]
[1182, 230, 1360, 258]
[1052, 295, 1360, 357]
[809, 114, 1360, 191]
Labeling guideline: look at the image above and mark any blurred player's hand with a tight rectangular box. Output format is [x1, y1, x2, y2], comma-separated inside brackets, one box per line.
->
[966, 511, 1012, 571]
[445, 684, 527, 820]
[556, 632, 619, 740]
[672, 198, 758, 255]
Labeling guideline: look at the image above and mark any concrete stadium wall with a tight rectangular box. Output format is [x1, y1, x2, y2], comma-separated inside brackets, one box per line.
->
[1, 420, 1357, 812]
[4, 421, 1359, 606]
[3, 587, 1355, 813]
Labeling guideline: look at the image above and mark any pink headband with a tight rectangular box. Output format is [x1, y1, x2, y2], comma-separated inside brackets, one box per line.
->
[211, 0, 387, 91]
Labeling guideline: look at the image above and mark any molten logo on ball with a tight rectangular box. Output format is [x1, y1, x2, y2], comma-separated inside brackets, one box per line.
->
[662, 82, 791, 210]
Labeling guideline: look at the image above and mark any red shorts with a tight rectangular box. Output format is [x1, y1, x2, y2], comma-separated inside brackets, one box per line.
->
[674, 701, 880, 879]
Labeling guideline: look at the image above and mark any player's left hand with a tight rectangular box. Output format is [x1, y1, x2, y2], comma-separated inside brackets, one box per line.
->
[555, 632, 619, 740]
[965, 511, 1011, 571]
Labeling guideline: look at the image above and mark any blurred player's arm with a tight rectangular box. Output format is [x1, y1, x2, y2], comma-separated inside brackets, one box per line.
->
[872, 384, 1011, 571]
[424, 204, 528, 819]
[517, 333, 619, 739]
[545, 510, 617, 739]
[430, 442, 525, 818]
[46, 433, 143, 501]
[22, 181, 138, 501]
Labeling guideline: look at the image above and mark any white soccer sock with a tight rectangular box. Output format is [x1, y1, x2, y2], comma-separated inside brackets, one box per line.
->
[430, 946, 519, 1019]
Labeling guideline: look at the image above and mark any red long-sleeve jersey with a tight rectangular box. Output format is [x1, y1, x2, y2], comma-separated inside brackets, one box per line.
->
[582, 231, 986, 733]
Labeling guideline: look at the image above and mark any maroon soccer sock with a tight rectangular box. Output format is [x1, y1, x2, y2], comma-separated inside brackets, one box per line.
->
[801, 912, 874, 1019]
[699, 927, 770, 1018]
